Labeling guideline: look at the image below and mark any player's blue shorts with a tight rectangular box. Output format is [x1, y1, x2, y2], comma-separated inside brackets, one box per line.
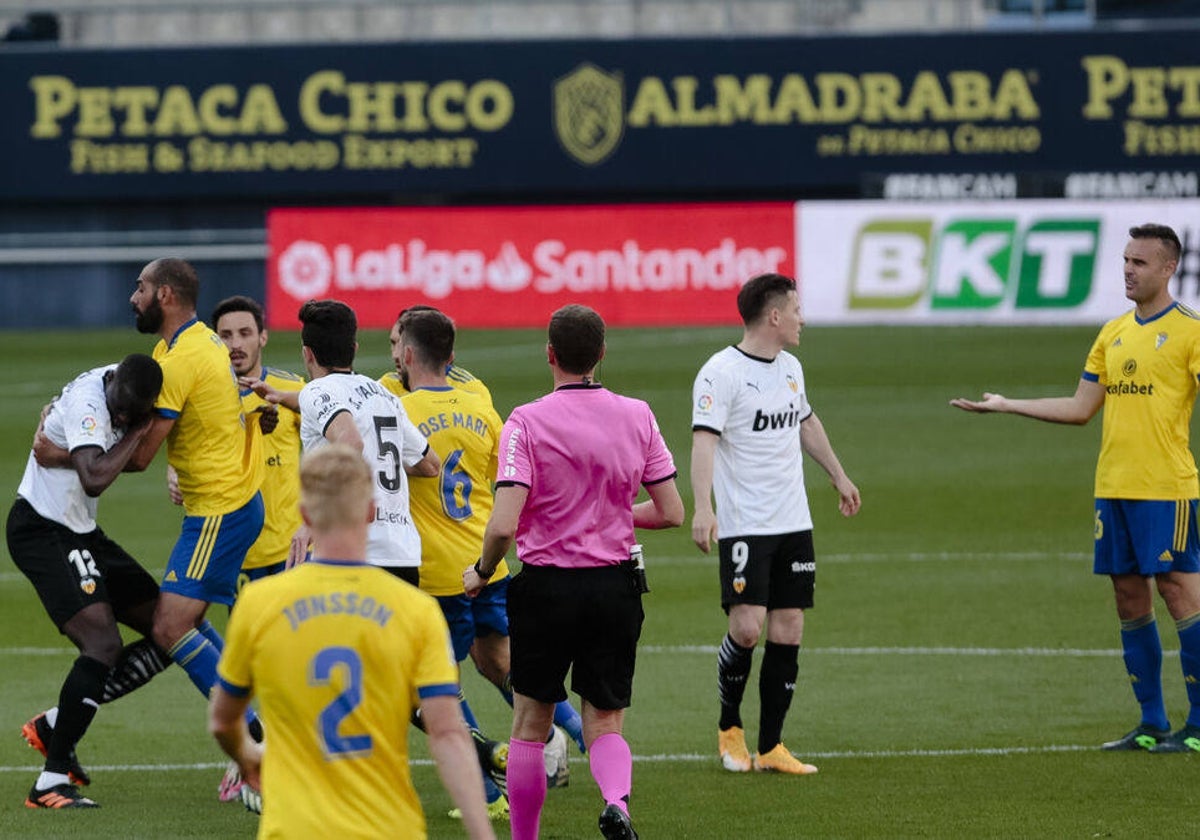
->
[1094, 498, 1200, 576]
[162, 492, 264, 606]
[436, 576, 509, 662]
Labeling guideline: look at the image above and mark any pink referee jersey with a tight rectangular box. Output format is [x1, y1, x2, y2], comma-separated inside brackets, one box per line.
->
[498, 383, 677, 569]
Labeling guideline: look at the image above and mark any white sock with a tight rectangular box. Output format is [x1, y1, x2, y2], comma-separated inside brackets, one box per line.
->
[35, 771, 70, 791]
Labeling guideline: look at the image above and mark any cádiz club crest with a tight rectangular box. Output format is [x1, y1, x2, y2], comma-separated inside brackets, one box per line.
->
[553, 63, 624, 166]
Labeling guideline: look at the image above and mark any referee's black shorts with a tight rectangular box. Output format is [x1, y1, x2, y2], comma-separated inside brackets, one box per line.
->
[6, 497, 159, 631]
[507, 563, 644, 710]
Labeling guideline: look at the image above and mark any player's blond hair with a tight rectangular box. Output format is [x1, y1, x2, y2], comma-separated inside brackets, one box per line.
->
[299, 444, 373, 531]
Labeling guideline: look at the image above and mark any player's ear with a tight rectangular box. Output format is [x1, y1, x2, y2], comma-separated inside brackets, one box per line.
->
[299, 503, 313, 527]
[363, 497, 375, 525]
[259, 329, 268, 349]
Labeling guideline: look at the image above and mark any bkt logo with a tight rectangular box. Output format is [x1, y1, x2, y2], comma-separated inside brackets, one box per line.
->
[849, 218, 1100, 310]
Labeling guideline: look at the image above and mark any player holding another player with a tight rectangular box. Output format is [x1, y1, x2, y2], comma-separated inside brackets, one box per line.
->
[692, 272, 861, 776]
[953, 223, 1200, 753]
[126, 258, 267, 737]
[209, 444, 495, 839]
[9, 354, 163, 809]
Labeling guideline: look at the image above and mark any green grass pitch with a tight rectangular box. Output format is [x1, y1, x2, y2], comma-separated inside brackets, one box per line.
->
[1, 324, 1196, 838]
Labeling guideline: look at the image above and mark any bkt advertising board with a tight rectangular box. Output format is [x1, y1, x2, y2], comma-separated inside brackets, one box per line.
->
[798, 200, 1200, 325]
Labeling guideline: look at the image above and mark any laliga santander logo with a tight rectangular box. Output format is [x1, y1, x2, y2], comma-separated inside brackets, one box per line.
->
[276, 239, 531, 300]
[276, 236, 786, 300]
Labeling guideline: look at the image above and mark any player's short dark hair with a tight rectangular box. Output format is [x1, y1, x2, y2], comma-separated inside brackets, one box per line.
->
[112, 353, 163, 426]
[1129, 223, 1182, 264]
[299, 299, 357, 369]
[398, 306, 455, 369]
[146, 258, 199, 308]
[548, 304, 604, 375]
[737, 273, 797, 325]
[211, 295, 264, 332]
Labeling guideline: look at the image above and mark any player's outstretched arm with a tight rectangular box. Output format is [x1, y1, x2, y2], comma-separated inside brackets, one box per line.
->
[422, 695, 496, 840]
[950, 378, 1104, 426]
[240, 377, 300, 412]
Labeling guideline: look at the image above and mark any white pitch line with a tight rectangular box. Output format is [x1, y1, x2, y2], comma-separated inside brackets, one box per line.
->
[648, 551, 1091, 565]
[0, 743, 1095, 776]
[638, 645, 1150, 657]
[2, 644, 1155, 658]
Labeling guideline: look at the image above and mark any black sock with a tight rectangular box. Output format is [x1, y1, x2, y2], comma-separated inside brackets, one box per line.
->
[46, 656, 110, 774]
[718, 633, 754, 731]
[757, 641, 799, 754]
[101, 638, 170, 704]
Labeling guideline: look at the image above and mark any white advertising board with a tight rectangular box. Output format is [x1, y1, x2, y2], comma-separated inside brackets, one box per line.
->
[797, 200, 1200, 325]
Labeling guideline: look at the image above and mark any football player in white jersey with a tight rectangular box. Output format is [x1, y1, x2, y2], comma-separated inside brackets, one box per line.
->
[691, 273, 861, 777]
[292, 299, 438, 582]
[8, 354, 163, 808]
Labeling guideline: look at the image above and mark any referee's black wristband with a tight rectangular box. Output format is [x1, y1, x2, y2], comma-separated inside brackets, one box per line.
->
[473, 559, 494, 581]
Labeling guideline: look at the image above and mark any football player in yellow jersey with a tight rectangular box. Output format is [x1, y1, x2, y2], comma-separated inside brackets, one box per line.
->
[211, 294, 304, 803]
[126, 259, 267, 737]
[380, 305, 492, 402]
[209, 444, 494, 840]
[212, 295, 305, 588]
[396, 307, 586, 806]
[953, 223, 1200, 754]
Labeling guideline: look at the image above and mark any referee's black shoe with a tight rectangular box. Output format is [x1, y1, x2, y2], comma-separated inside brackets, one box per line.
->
[599, 803, 638, 840]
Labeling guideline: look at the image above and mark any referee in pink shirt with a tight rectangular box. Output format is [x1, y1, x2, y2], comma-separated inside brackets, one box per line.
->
[463, 304, 684, 840]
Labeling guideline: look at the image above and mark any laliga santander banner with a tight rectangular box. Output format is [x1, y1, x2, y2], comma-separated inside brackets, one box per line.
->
[266, 203, 793, 328]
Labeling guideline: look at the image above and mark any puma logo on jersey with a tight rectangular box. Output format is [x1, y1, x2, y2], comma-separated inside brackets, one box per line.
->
[752, 408, 803, 431]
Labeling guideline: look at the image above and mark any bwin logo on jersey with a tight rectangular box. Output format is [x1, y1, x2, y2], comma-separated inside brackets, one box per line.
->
[752, 407, 804, 431]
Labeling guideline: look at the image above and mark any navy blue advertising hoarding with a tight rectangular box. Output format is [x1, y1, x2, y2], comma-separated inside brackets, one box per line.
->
[1, 28, 1198, 201]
